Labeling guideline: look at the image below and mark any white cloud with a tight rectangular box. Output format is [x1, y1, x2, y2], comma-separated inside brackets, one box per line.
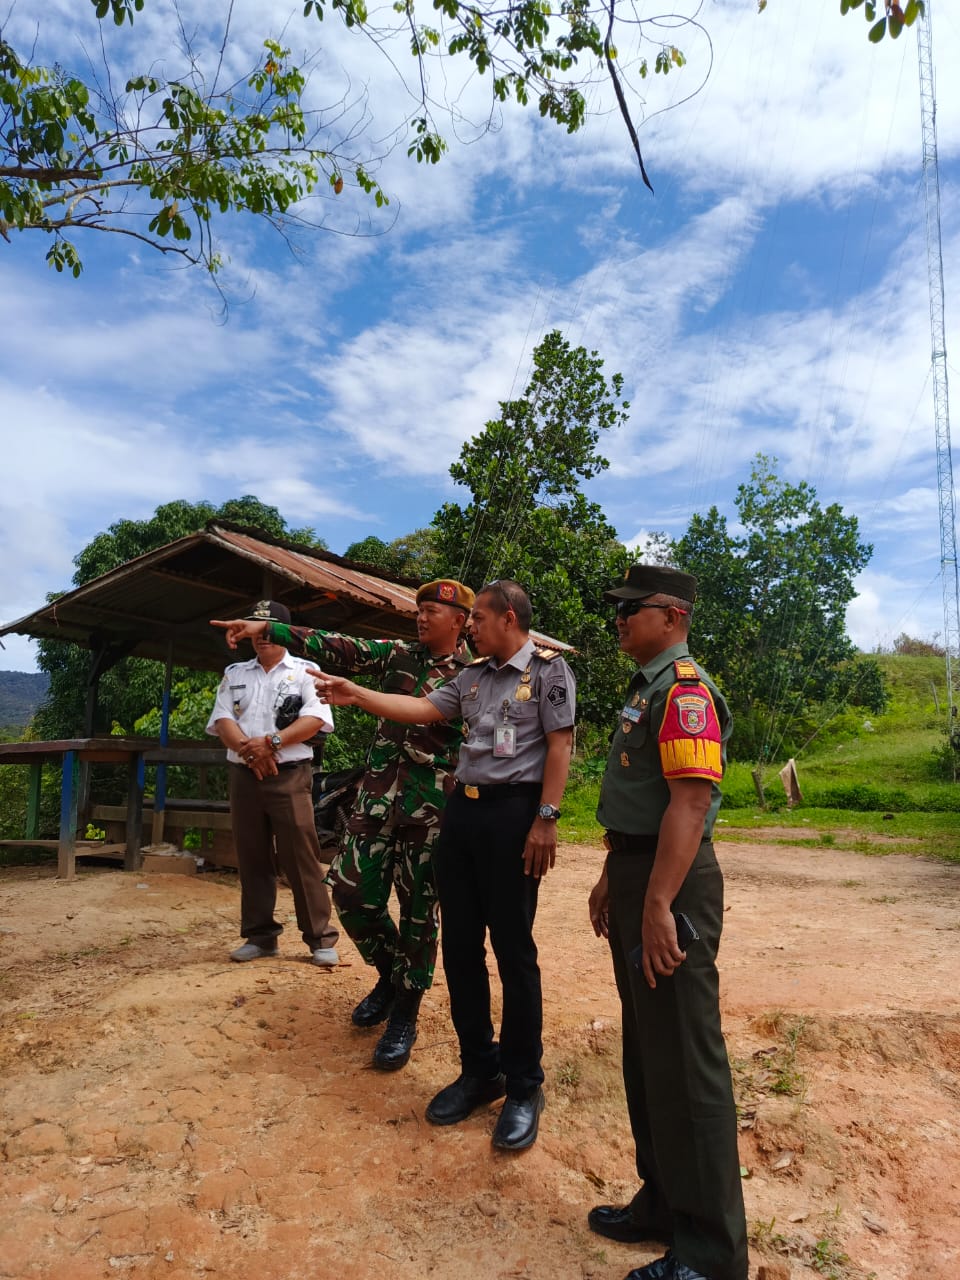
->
[2, 0, 960, 678]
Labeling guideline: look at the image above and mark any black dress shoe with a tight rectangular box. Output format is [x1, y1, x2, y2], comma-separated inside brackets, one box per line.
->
[626, 1254, 712, 1280]
[425, 1072, 507, 1125]
[588, 1204, 673, 1246]
[491, 1087, 544, 1151]
[372, 989, 422, 1071]
[352, 973, 395, 1028]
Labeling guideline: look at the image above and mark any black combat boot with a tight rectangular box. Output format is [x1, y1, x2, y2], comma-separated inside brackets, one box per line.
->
[372, 988, 423, 1071]
[351, 961, 395, 1029]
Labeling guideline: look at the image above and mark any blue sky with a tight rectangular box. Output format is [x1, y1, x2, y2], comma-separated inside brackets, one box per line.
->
[1, 0, 959, 672]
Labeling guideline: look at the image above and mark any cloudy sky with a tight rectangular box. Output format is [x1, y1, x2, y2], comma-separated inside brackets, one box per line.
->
[1, 0, 959, 672]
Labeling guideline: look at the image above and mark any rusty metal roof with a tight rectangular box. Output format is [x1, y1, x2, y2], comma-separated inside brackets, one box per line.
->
[1, 522, 570, 671]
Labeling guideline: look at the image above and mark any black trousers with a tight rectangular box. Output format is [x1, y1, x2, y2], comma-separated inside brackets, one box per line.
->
[433, 786, 543, 1100]
[607, 841, 748, 1280]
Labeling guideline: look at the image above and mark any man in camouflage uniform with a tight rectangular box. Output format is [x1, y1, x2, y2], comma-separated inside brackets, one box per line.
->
[212, 579, 474, 1071]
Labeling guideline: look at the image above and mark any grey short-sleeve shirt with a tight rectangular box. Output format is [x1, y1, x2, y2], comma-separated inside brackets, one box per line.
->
[427, 638, 576, 785]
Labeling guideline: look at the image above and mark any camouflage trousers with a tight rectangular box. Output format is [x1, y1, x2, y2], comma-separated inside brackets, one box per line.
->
[327, 813, 441, 991]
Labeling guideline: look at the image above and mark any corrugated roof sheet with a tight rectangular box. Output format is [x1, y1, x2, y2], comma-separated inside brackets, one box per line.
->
[1, 523, 570, 671]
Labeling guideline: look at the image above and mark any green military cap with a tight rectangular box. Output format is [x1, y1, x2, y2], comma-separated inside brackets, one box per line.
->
[603, 564, 698, 604]
[415, 579, 475, 610]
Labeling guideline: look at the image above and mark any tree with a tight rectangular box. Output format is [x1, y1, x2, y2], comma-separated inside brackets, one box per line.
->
[1, 0, 693, 275]
[34, 496, 326, 745]
[344, 528, 441, 580]
[837, 0, 924, 44]
[673, 455, 887, 761]
[431, 329, 632, 727]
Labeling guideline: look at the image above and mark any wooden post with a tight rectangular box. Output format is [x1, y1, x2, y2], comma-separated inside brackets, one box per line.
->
[25, 762, 42, 839]
[751, 766, 766, 809]
[125, 754, 144, 870]
[58, 750, 78, 879]
[151, 641, 174, 845]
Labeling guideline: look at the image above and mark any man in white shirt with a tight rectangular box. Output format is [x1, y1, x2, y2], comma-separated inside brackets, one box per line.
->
[207, 600, 339, 966]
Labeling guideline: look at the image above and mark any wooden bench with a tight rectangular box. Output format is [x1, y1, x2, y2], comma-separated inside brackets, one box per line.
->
[90, 799, 238, 869]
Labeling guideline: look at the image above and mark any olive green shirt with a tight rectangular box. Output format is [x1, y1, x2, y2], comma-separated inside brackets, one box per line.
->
[596, 642, 731, 838]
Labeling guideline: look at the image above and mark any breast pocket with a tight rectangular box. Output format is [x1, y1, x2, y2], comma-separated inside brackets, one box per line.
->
[614, 718, 649, 770]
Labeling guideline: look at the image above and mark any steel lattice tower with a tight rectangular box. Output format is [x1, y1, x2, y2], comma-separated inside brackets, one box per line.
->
[917, 2, 960, 736]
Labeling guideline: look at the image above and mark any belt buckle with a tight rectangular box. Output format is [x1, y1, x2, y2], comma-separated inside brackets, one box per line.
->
[463, 784, 480, 800]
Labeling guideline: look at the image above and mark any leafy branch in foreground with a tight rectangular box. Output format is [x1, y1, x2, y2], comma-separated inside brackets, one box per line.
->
[837, 0, 924, 45]
[0, 21, 387, 276]
[1, 0, 702, 275]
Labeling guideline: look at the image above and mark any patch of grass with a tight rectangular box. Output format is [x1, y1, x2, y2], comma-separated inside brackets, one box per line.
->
[560, 776, 603, 845]
[715, 806, 960, 863]
[811, 1234, 851, 1279]
[749, 1216, 790, 1253]
[734, 1012, 808, 1108]
[555, 1059, 582, 1091]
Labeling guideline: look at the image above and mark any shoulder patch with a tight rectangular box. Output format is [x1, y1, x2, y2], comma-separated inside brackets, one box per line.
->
[657, 680, 723, 782]
[535, 647, 562, 661]
[546, 684, 568, 708]
[673, 658, 700, 682]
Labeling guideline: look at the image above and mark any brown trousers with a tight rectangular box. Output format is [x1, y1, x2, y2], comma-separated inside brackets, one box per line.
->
[229, 762, 338, 951]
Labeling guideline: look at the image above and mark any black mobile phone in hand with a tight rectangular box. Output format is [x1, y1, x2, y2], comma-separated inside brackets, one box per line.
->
[628, 912, 700, 972]
[673, 911, 699, 950]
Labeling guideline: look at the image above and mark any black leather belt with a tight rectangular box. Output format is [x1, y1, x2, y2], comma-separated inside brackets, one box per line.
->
[454, 781, 541, 801]
[604, 830, 659, 853]
[231, 760, 308, 771]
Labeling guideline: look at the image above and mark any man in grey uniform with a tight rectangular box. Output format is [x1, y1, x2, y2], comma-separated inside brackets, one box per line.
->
[313, 579, 575, 1151]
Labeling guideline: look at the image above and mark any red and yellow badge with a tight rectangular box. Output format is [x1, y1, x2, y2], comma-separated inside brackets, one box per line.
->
[437, 582, 456, 603]
[658, 680, 723, 781]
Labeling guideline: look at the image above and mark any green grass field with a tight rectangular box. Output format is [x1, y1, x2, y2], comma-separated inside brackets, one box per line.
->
[564, 654, 960, 864]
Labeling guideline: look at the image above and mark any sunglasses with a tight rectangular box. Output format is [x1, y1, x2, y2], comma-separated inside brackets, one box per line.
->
[616, 599, 689, 619]
[481, 579, 516, 613]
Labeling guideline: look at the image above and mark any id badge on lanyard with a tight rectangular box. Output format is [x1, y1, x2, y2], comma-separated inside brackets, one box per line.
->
[493, 697, 516, 757]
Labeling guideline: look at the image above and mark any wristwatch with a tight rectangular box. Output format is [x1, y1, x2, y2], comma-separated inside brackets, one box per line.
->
[268, 732, 282, 751]
[537, 803, 561, 821]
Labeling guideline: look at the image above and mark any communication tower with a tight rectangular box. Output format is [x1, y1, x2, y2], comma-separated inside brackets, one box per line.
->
[917, 2, 960, 741]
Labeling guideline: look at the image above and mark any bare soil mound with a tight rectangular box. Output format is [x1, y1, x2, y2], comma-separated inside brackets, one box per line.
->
[1, 839, 958, 1280]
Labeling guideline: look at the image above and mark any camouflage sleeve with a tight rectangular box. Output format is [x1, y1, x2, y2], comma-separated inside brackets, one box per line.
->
[268, 622, 397, 676]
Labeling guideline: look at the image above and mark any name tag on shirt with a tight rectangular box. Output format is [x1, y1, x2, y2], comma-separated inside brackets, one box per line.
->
[493, 724, 517, 757]
[621, 703, 645, 724]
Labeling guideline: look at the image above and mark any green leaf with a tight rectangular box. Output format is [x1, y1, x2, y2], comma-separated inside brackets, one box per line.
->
[868, 16, 887, 40]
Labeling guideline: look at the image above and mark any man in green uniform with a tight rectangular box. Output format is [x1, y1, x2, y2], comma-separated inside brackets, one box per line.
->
[587, 565, 748, 1280]
[212, 579, 474, 1073]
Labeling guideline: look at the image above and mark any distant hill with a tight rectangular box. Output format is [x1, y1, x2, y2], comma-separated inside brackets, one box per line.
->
[0, 671, 49, 732]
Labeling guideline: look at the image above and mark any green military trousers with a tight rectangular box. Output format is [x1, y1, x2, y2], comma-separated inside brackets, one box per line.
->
[328, 813, 441, 992]
[606, 840, 748, 1280]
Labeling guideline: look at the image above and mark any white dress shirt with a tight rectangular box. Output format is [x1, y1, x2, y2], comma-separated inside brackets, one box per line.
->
[206, 650, 334, 764]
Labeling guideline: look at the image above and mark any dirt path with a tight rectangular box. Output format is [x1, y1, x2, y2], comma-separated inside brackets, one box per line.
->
[1, 839, 958, 1280]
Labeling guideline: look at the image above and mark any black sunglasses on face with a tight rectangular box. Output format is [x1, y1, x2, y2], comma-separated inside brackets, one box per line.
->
[616, 599, 689, 619]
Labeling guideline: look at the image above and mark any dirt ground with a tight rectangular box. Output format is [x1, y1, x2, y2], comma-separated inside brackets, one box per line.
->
[1, 837, 959, 1280]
